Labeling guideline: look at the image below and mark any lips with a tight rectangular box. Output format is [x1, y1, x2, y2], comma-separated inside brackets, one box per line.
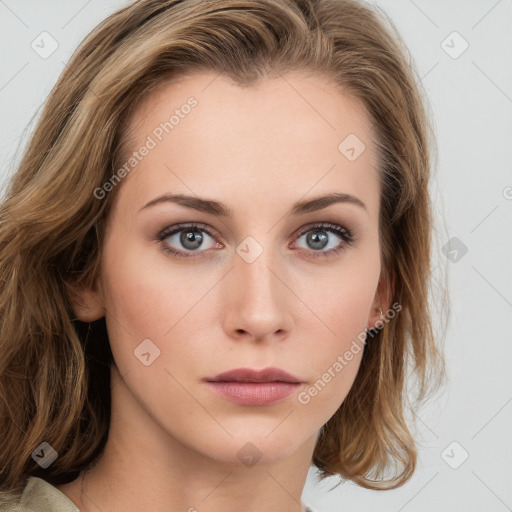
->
[204, 367, 303, 406]
[205, 367, 302, 384]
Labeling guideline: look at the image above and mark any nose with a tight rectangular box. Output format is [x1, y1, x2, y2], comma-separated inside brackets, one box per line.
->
[221, 246, 294, 343]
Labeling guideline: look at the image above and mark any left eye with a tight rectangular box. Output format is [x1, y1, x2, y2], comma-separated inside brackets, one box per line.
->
[293, 223, 353, 254]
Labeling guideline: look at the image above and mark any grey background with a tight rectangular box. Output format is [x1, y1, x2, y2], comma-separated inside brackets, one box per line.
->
[1, 1, 511, 511]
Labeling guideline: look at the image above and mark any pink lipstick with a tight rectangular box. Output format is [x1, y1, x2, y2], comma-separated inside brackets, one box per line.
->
[204, 367, 303, 406]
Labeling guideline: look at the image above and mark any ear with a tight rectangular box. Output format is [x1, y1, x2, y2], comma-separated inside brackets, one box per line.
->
[65, 279, 106, 323]
[367, 273, 393, 330]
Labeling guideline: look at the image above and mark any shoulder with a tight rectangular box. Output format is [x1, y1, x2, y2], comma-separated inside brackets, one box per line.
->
[0, 477, 79, 512]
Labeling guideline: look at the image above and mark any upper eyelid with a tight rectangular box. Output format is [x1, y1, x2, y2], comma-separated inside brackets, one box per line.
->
[294, 222, 352, 237]
[158, 222, 218, 238]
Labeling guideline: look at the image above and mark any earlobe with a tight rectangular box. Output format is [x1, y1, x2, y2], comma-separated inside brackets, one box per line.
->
[65, 280, 106, 322]
[367, 304, 385, 331]
[367, 275, 393, 330]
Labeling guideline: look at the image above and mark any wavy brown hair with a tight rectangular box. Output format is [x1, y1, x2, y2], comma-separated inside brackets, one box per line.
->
[0, 0, 444, 500]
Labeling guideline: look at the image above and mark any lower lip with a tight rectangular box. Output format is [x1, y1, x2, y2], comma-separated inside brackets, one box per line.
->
[205, 381, 301, 406]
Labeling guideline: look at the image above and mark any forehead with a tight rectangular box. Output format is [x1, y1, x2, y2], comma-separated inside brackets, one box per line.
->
[113, 70, 380, 219]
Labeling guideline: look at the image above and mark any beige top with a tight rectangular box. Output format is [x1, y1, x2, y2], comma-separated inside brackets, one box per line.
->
[3, 477, 79, 512]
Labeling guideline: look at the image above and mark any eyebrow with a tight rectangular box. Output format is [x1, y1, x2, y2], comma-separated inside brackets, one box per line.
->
[139, 192, 367, 216]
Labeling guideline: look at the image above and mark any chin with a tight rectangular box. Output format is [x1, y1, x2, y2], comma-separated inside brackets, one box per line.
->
[186, 425, 315, 468]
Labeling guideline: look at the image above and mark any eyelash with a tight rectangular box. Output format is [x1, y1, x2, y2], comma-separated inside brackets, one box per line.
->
[157, 222, 354, 260]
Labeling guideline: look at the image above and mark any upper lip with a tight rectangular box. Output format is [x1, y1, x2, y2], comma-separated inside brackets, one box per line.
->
[205, 367, 302, 384]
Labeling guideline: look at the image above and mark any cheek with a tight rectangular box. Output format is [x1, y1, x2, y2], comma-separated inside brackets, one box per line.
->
[100, 235, 218, 341]
[300, 256, 378, 347]
[289, 256, 378, 415]
[324, 274, 375, 344]
[98, 248, 216, 417]
[292, 293, 369, 422]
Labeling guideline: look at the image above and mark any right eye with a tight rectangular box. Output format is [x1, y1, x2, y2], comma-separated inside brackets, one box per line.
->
[157, 223, 223, 258]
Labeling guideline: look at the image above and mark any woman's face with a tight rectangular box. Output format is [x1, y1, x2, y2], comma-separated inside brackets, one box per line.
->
[83, 71, 387, 466]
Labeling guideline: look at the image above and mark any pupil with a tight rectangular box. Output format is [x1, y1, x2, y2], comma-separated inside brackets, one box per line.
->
[307, 231, 328, 250]
[181, 230, 203, 250]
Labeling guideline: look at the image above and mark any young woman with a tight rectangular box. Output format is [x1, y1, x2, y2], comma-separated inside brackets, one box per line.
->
[0, 0, 444, 510]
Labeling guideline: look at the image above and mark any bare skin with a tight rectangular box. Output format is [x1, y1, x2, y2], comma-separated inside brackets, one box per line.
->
[57, 70, 390, 512]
